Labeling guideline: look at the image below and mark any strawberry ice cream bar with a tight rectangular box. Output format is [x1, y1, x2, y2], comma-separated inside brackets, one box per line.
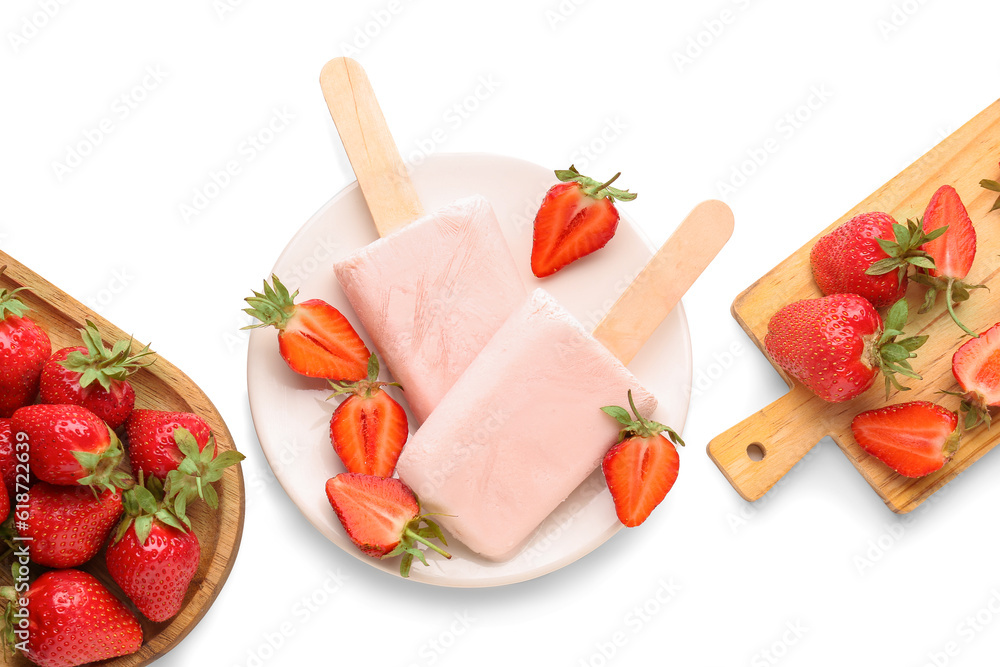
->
[334, 195, 526, 423]
[396, 288, 657, 561]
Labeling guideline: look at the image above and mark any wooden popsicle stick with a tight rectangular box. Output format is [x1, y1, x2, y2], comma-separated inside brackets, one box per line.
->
[593, 200, 735, 364]
[320, 57, 423, 237]
[706, 384, 831, 501]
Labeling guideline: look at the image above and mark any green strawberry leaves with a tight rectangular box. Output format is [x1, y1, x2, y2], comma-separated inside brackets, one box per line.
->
[242, 275, 298, 331]
[0, 267, 31, 321]
[74, 429, 133, 494]
[327, 353, 400, 400]
[163, 429, 244, 512]
[981, 177, 1000, 213]
[61, 321, 156, 390]
[385, 515, 451, 578]
[876, 298, 928, 399]
[555, 165, 637, 203]
[866, 218, 944, 287]
[602, 390, 685, 446]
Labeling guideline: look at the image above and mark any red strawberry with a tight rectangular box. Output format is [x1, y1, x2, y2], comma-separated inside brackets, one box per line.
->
[0, 418, 18, 498]
[950, 321, 1000, 428]
[328, 355, 408, 477]
[914, 185, 984, 336]
[3, 569, 142, 667]
[0, 481, 7, 521]
[810, 213, 940, 308]
[125, 409, 213, 479]
[850, 401, 960, 477]
[601, 390, 685, 527]
[12, 403, 130, 490]
[0, 271, 52, 417]
[764, 295, 926, 402]
[244, 275, 370, 380]
[530, 165, 637, 277]
[325, 473, 450, 577]
[39, 321, 154, 429]
[19, 482, 123, 567]
[106, 519, 200, 622]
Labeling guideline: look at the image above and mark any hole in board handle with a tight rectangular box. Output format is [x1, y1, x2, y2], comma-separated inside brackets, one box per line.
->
[746, 443, 765, 461]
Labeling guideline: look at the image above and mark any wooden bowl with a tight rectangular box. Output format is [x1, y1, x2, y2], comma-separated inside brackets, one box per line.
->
[0, 250, 245, 666]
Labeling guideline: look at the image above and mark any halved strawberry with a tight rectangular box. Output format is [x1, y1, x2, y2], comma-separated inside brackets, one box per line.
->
[601, 390, 685, 527]
[530, 165, 636, 277]
[243, 275, 370, 381]
[328, 355, 408, 477]
[913, 185, 984, 336]
[325, 473, 450, 577]
[950, 321, 1000, 428]
[850, 401, 960, 478]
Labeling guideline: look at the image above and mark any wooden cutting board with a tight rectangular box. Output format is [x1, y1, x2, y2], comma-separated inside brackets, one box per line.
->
[708, 98, 1000, 514]
[0, 250, 245, 666]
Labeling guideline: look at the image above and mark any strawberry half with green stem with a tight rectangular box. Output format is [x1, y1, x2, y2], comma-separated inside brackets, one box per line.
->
[530, 165, 637, 278]
[11, 403, 132, 491]
[764, 295, 926, 402]
[18, 482, 123, 568]
[243, 275, 370, 381]
[850, 401, 960, 478]
[948, 321, 1000, 429]
[125, 409, 214, 479]
[2, 568, 142, 667]
[0, 268, 52, 418]
[601, 390, 684, 527]
[810, 213, 942, 308]
[105, 474, 200, 622]
[912, 185, 985, 337]
[39, 320, 155, 429]
[325, 473, 450, 578]
[328, 354, 408, 477]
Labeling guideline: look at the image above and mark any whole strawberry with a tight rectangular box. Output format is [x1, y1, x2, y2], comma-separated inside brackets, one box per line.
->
[12, 403, 130, 490]
[913, 185, 984, 336]
[810, 212, 941, 308]
[764, 295, 926, 402]
[106, 480, 201, 623]
[328, 355, 408, 477]
[125, 409, 214, 479]
[0, 271, 52, 417]
[19, 482, 123, 567]
[325, 473, 450, 577]
[530, 165, 637, 277]
[601, 390, 685, 527]
[0, 418, 18, 498]
[39, 321, 154, 429]
[243, 275, 370, 381]
[851, 401, 960, 478]
[3, 569, 142, 667]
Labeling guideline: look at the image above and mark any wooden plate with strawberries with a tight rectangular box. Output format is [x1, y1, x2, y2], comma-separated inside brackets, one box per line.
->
[708, 98, 1000, 513]
[0, 249, 245, 666]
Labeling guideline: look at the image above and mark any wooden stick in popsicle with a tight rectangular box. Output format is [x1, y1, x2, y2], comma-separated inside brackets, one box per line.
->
[593, 199, 734, 364]
[320, 57, 423, 237]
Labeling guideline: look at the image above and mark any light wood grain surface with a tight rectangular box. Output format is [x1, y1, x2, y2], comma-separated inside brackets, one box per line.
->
[708, 98, 1000, 513]
[0, 250, 245, 666]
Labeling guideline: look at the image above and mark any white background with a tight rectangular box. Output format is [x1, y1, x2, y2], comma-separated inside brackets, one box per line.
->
[3, 0, 1000, 665]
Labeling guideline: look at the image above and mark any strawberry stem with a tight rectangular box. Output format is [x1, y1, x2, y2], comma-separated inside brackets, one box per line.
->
[405, 528, 452, 559]
[945, 279, 978, 338]
[591, 172, 622, 195]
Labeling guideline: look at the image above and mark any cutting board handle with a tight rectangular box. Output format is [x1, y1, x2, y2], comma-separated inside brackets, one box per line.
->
[593, 200, 734, 365]
[319, 57, 424, 237]
[706, 384, 830, 501]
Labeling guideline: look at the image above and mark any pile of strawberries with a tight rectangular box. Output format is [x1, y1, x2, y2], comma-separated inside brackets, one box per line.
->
[0, 270, 243, 667]
[764, 173, 1000, 479]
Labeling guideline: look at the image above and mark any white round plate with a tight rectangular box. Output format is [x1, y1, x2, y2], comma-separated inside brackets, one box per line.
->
[247, 153, 692, 587]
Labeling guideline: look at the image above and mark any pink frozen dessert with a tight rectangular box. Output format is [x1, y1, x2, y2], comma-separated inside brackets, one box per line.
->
[396, 288, 657, 561]
[334, 195, 526, 423]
